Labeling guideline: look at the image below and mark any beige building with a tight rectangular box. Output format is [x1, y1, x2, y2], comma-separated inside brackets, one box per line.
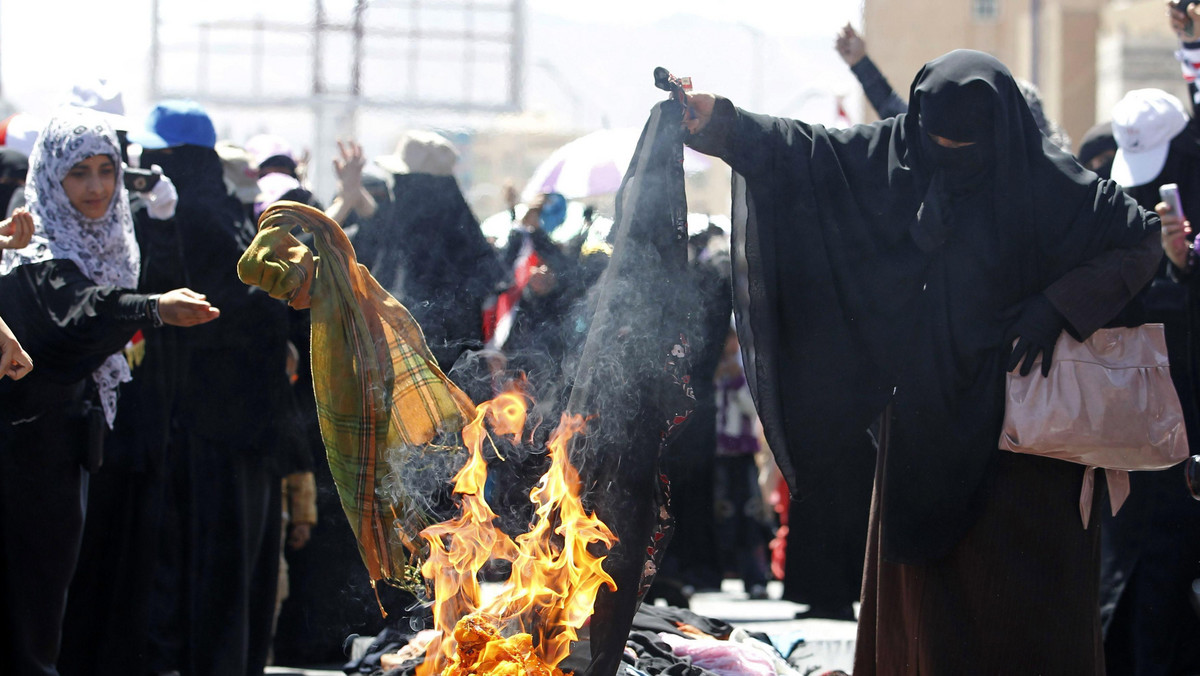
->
[862, 0, 1186, 152]
[1096, 2, 1189, 123]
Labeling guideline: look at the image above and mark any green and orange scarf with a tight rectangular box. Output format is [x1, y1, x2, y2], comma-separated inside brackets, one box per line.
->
[238, 202, 475, 590]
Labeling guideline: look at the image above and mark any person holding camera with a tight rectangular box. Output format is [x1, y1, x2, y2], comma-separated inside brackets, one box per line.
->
[684, 50, 1160, 674]
[123, 100, 301, 676]
[0, 107, 219, 676]
[1089, 6, 1200, 673]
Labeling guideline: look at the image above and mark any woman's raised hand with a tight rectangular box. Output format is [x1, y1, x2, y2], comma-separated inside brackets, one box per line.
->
[1157, 201, 1192, 270]
[332, 139, 367, 196]
[157, 288, 221, 327]
[0, 209, 34, 250]
[1168, 0, 1200, 41]
[684, 92, 717, 135]
[835, 24, 868, 67]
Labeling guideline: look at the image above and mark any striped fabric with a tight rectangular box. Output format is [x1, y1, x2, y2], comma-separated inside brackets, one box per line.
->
[239, 202, 476, 588]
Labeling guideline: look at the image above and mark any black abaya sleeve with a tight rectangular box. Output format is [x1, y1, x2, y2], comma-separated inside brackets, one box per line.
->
[687, 99, 919, 497]
[1044, 227, 1162, 338]
[850, 55, 909, 120]
[0, 259, 152, 382]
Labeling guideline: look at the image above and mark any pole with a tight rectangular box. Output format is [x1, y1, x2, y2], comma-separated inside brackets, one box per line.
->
[510, 0, 525, 110]
[352, 0, 365, 99]
[150, 0, 160, 100]
[409, 0, 420, 101]
[313, 0, 325, 96]
[0, 0, 5, 101]
[464, 0, 475, 103]
[1030, 0, 1041, 87]
[349, 0, 365, 140]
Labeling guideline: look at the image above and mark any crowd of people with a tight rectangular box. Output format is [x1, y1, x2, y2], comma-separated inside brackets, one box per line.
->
[2, 4, 1200, 676]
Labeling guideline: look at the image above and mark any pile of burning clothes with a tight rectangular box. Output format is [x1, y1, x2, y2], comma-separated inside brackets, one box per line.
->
[356, 604, 846, 676]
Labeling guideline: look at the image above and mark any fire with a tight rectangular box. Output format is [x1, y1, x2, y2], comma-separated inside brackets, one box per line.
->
[418, 392, 618, 676]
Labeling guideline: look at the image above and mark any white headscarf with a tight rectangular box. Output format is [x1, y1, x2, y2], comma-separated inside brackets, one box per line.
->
[0, 107, 140, 426]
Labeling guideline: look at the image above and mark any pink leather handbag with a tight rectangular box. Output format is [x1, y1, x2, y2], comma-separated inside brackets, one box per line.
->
[999, 324, 1189, 527]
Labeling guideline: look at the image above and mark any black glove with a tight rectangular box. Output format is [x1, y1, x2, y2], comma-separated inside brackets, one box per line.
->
[1005, 294, 1066, 377]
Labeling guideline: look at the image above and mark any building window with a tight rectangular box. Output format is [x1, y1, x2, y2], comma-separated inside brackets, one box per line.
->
[972, 0, 999, 21]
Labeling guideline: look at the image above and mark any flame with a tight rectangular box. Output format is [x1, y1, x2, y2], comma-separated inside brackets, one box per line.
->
[418, 391, 617, 676]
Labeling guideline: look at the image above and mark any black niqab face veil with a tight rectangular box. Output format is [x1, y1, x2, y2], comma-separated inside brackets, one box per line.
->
[915, 68, 996, 191]
[905, 50, 1074, 281]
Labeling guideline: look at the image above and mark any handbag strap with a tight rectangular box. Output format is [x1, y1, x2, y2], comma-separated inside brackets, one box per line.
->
[1079, 467, 1131, 529]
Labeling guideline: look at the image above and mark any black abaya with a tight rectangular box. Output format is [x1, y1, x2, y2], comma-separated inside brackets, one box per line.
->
[0, 260, 156, 676]
[59, 203, 193, 676]
[352, 173, 504, 371]
[139, 145, 296, 676]
[686, 50, 1162, 674]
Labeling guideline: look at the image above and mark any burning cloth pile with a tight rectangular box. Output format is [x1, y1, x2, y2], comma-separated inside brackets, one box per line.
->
[237, 77, 697, 676]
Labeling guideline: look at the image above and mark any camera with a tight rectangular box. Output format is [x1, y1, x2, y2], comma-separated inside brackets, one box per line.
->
[124, 167, 161, 193]
[1176, 0, 1200, 11]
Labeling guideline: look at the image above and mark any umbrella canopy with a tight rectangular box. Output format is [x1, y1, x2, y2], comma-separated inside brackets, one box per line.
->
[522, 127, 710, 201]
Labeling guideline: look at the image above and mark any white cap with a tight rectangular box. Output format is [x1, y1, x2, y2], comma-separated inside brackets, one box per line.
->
[243, 133, 295, 169]
[67, 78, 129, 131]
[1110, 88, 1189, 188]
[375, 130, 458, 176]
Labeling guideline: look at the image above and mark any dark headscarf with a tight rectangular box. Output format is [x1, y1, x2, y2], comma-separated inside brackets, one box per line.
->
[1077, 122, 1117, 181]
[142, 145, 231, 206]
[142, 144, 264, 349]
[257, 154, 298, 178]
[0, 149, 29, 215]
[718, 50, 1154, 562]
[353, 173, 504, 369]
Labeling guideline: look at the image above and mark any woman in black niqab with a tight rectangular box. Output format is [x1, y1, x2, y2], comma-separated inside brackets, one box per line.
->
[352, 172, 505, 371]
[686, 50, 1161, 674]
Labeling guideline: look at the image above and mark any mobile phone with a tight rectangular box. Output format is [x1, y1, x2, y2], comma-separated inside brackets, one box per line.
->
[1160, 183, 1186, 220]
[124, 167, 161, 193]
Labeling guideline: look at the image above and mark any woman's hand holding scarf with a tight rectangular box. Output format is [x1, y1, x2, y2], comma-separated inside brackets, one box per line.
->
[236, 225, 317, 309]
[682, 92, 716, 135]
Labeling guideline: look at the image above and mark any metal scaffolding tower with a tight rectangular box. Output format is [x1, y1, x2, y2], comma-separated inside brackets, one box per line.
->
[148, 0, 526, 194]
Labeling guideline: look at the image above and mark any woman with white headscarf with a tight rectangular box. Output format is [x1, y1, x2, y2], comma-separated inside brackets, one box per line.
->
[0, 108, 218, 675]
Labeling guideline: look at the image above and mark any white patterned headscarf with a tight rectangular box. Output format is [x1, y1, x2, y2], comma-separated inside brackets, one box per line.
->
[0, 107, 140, 426]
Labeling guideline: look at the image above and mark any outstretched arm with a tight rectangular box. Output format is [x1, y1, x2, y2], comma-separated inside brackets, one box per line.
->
[684, 92, 824, 189]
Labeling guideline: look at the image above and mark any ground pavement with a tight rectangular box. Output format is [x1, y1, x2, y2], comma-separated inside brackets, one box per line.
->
[266, 580, 859, 675]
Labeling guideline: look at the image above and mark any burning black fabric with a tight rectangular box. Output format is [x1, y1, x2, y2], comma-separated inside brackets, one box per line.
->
[561, 96, 695, 676]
